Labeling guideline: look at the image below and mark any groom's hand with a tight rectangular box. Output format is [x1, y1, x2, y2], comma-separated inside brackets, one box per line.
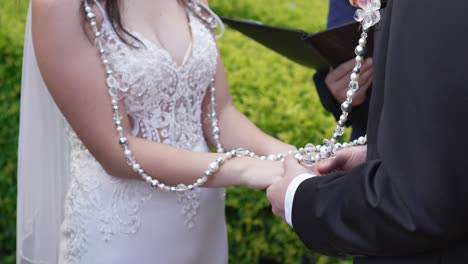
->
[317, 145, 367, 174]
[267, 156, 317, 221]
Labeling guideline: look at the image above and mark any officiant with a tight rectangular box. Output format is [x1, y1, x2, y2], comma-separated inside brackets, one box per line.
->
[313, 0, 372, 140]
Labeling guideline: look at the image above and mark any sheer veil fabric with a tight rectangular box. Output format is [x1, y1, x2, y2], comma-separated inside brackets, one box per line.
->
[17, 4, 70, 264]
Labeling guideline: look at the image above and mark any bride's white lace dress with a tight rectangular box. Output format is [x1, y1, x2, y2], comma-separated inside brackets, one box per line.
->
[58, 8, 227, 264]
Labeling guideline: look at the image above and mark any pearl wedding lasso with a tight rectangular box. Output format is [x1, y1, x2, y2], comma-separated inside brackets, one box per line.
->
[82, 0, 381, 192]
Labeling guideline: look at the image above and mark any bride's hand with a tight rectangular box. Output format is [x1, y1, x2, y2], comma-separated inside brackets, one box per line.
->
[239, 158, 284, 190]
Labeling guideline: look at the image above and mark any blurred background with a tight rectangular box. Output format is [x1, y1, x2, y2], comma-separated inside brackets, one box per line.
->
[0, 1, 351, 263]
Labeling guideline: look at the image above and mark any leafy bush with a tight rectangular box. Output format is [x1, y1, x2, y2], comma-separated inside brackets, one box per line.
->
[0, 2, 27, 264]
[0, 1, 351, 264]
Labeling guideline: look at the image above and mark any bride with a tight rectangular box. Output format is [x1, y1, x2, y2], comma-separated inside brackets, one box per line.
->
[17, 0, 295, 263]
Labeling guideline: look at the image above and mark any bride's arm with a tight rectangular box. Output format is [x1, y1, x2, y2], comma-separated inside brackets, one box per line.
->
[31, 0, 282, 189]
[199, 2, 295, 156]
[202, 53, 296, 156]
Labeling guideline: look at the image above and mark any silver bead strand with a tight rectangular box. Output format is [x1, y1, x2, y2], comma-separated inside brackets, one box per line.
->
[186, 0, 217, 29]
[82, 0, 233, 193]
[208, 81, 224, 153]
[294, 30, 370, 166]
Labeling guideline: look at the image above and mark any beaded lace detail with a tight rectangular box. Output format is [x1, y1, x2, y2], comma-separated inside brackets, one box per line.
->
[60, 11, 218, 263]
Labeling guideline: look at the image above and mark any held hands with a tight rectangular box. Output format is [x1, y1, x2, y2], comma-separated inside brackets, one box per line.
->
[266, 146, 367, 222]
[267, 156, 317, 221]
[326, 58, 373, 106]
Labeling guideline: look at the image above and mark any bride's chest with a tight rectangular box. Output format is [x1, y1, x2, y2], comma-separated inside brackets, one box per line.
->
[101, 18, 218, 104]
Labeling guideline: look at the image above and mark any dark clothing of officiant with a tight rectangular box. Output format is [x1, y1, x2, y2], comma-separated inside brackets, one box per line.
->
[294, 0, 468, 263]
[313, 0, 369, 140]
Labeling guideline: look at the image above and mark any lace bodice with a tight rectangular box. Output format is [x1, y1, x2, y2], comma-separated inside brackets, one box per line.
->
[59, 9, 227, 264]
[103, 12, 217, 148]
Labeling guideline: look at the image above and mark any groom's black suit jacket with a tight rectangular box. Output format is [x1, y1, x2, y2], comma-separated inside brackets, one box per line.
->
[292, 0, 468, 263]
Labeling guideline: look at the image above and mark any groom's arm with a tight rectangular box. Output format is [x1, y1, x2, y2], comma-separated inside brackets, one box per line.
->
[290, 0, 468, 257]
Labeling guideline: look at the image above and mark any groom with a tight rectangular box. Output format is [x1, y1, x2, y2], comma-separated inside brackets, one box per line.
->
[267, 0, 468, 263]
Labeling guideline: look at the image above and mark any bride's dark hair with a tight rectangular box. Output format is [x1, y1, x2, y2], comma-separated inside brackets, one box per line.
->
[83, 0, 189, 47]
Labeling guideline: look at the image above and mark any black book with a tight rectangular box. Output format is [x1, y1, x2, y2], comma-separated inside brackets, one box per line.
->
[220, 17, 374, 70]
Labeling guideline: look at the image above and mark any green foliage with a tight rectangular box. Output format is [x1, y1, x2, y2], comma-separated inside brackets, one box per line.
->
[0, 2, 27, 264]
[0, 1, 351, 264]
[211, 2, 350, 263]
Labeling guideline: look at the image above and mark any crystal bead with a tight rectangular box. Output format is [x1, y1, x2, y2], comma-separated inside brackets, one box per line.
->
[151, 180, 159, 187]
[335, 126, 345, 136]
[176, 184, 187, 192]
[86, 12, 96, 20]
[348, 81, 359, 91]
[358, 136, 367, 144]
[106, 75, 118, 88]
[132, 163, 141, 172]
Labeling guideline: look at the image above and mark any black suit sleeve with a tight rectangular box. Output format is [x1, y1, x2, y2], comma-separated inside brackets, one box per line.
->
[293, 0, 468, 257]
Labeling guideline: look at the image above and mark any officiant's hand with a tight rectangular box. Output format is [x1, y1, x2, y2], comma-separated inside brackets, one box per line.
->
[317, 145, 367, 174]
[267, 156, 318, 221]
[326, 58, 373, 106]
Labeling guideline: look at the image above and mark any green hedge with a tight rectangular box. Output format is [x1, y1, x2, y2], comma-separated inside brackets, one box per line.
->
[0, 1, 351, 264]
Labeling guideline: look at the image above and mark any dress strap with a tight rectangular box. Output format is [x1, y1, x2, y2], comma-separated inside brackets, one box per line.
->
[92, 0, 110, 24]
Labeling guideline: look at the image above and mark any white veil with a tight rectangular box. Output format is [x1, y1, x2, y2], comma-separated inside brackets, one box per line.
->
[16, 3, 70, 264]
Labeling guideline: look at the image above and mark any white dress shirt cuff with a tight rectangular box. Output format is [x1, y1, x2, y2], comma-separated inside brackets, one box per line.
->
[285, 173, 316, 227]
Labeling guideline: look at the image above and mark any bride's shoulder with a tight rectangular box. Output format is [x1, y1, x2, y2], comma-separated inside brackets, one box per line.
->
[32, 0, 83, 29]
[32, 0, 90, 67]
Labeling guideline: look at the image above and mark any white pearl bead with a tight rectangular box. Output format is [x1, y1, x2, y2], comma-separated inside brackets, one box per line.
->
[197, 179, 204, 185]
[124, 149, 132, 157]
[346, 89, 355, 98]
[356, 56, 363, 63]
[117, 126, 123, 132]
[132, 163, 141, 172]
[359, 38, 367, 46]
[209, 162, 219, 172]
[350, 73, 359, 81]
